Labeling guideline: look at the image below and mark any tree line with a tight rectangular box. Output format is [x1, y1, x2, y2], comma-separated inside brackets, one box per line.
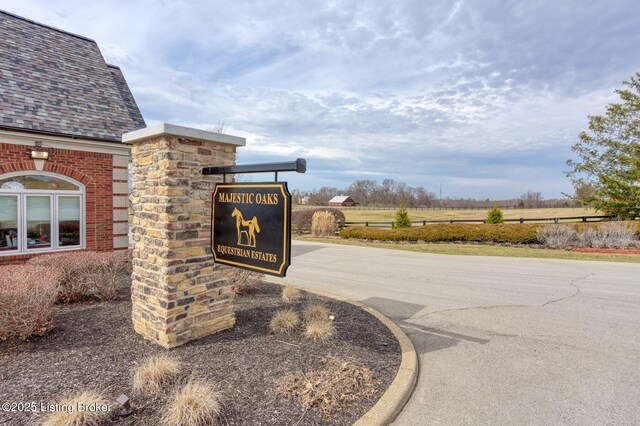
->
[293, 181, 571, 208]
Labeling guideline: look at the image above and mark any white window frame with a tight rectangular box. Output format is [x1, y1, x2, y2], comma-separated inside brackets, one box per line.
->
[24, 194, 53, 252]
[0, 194, 20, 253]
[0, 171, 85, 256]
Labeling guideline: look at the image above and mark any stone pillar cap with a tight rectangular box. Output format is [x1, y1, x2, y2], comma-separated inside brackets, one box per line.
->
[122, 123, 246, 146]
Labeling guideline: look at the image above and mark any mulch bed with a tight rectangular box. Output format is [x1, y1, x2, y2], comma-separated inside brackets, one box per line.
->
[0, 282, 400, 425]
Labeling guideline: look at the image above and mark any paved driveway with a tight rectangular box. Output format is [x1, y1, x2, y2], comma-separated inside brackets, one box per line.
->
[270, 241, 640, 425]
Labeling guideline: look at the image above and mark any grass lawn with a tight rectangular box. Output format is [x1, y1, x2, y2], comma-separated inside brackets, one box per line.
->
[336, 207, 597, 223]
[296, 236, 640, 263]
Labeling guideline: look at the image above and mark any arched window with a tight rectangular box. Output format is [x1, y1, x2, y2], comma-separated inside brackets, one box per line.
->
[0, 172, 85, 255]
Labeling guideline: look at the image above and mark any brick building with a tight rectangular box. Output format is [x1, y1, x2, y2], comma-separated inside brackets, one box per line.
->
[0, 11, 145, 265]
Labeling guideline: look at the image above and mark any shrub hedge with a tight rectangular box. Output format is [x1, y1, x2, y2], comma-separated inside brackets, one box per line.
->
[340, 223, 543, 244]
[340, 221, 640, 245]
[27, 250, 130, 303]
[292, 208, 345, 234]
[0, 265, 60, 341]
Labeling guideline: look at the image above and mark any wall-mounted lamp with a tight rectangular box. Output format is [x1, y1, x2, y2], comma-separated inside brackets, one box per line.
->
[30, 142, 49, 171]
[30, 150, 49, 160]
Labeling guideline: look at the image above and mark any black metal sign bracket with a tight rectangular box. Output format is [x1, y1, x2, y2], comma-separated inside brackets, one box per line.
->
[203, 158, 306, 182]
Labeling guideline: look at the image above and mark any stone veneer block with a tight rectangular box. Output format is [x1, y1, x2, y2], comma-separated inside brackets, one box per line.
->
[113, 154, 129, 167]
[113, 209, 129, 221]
[113, 168, 128, 181]
[123, 123, 245, 348]
[113, 235, 129, 249]
[112, 182, 129, 195]
[113, 195, 128, 208]
[113, 222, 129, 235]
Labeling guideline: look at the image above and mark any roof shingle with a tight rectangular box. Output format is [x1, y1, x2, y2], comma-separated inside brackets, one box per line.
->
[0, 10, 145, 141]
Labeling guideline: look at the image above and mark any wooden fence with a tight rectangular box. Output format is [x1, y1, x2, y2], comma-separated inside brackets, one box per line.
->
[345, 215, 616, 228]
[293, 205, 576, 211]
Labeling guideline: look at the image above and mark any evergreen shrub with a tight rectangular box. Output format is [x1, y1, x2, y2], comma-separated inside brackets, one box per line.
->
[392, 207, 412, 229]
[485, 206, 504, 224]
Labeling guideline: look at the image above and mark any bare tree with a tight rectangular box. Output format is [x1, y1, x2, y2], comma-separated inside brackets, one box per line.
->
[208, 120, 226, 133]
[519, 190, 543, 208]
[347, 179, 379, 206]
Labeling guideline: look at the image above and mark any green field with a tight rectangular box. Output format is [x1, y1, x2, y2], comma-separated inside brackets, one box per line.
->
[327, 207, 597, 223]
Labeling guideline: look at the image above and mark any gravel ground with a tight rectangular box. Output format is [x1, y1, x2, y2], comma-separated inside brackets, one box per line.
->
[0, 282, 400, 425]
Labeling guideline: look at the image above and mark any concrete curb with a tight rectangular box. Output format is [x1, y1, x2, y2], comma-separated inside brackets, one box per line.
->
[275, 283, 419, 426]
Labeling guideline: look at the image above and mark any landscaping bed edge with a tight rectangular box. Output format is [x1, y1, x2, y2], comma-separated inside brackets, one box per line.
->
[268, 281, 419, 426]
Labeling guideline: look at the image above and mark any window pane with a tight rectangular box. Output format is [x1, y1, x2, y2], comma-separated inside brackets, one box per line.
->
[0, 196, 18, 251]
[26, 196, 51, 249]
[0, 175, 79, 191]
[58, 197, 80, 247]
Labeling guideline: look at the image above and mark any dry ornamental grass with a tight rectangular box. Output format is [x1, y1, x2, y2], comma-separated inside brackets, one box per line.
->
[282, 286, 301, 303]
[162, 380, 222, 426]
[585, 222, 639, 248]
[269, 308, 300, 334]
[537, 221, 640, 249]
[304, 319, 336, 343]
[276, 357, 380, 417]
[537, 224, 577, 248]
[291, 208, 345, 234]
[303, 302, 331, 323]
[132, 354, 181, 395]
[40, 390, 111, 426]
[311, 211, 338, 236]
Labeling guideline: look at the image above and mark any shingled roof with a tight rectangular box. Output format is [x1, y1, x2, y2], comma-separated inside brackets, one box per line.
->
[0, 10, 145, 142]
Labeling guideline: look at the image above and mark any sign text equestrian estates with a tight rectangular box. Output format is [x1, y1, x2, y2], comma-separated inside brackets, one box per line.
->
[211, 183, 292, 277]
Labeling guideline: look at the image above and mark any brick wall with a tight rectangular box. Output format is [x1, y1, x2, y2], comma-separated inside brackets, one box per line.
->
[0, 142, 115, 265]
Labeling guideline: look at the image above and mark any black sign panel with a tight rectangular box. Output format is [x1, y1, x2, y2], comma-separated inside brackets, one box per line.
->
[212, 183, 291, 277]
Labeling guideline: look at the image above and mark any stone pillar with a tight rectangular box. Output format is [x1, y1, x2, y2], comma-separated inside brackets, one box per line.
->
[123, 123, 246, 348]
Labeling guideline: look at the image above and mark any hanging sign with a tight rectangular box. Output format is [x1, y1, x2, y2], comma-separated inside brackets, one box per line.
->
[212, 182, 292, 277]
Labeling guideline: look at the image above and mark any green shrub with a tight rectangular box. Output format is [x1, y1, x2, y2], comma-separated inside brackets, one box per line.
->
[485, 206, 504, 224]
[292, 208, 345, 234]
[392, 207, 412, 229]
[340, 223, 542, 244]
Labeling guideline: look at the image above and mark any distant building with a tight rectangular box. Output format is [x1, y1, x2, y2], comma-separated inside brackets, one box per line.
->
[0, 10, 145, 265]
[328, 195, 357, 206]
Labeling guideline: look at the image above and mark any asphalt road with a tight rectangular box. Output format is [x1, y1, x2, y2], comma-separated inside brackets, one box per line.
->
[270, 241, 640, 425]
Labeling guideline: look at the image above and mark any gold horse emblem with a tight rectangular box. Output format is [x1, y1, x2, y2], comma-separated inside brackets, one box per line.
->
[232, 207, 260, 247]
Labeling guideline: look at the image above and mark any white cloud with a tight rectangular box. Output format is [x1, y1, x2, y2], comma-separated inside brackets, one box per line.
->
[2, 0, 639, 198]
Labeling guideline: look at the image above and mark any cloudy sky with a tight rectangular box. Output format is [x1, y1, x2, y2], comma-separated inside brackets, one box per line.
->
[3, 1, 639, 199]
